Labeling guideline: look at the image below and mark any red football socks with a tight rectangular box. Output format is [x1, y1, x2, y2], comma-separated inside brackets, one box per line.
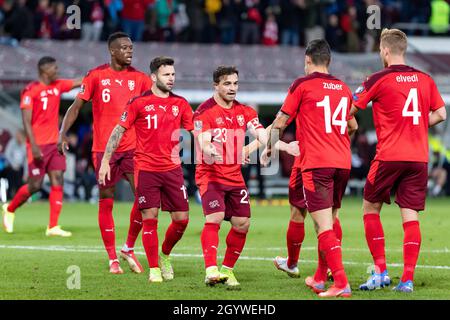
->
[125, 201, 143, 250]
[333, 218, 343, 244]
[223, 227, 247, 269]
[162, 219, 189, 255]
[142, 218, 159, 268]
[286, 220, 305, 268]
[364, 213, 387, 273]
[318, 229, 348, 288]
[48, 186, 63, 228]
[314, 246, 328, 282]
[401, 221, 421, 282]
[7, 184, 31, 213]
[98, 198, 117, 260]
[201, 222, 220, 268]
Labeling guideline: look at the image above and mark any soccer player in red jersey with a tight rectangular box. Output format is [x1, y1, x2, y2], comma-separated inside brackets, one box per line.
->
[263, 39, 358, 298]
[351, 29, 446, 293]
[2, 56, 81, 237]
[58, 32, 152, 274]
[98, 56, 193, 283]
[194, 66, 270, 289]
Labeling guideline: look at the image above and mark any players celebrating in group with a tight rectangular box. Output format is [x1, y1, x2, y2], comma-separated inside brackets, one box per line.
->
[3, 29, 446, 296]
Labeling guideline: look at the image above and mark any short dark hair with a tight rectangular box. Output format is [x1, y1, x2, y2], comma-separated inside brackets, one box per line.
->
[107, 32, 130, 48]
[305, 39, 331, 66]
[37, 56, 56, 73]
[149, 56, 175, 73]
[213, 65, 239, 83]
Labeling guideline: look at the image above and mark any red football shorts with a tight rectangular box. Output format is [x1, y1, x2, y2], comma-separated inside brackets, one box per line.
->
[364, 160, 428, 211]
[289, 167, 307, 210]
[199, 182, 251, 220]
[301, 168, 350, 213]
[135, 167, 189, 212]
[27, 144, 66, 178]
[92, 149, 134, 189]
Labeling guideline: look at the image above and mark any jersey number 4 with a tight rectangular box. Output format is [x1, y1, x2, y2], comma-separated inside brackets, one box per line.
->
[316, 96, 348, 134]
[402, 88, 421, 125]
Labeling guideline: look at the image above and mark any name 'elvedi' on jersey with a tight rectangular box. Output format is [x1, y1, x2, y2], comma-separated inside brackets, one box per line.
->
[396, 74, 419, 83]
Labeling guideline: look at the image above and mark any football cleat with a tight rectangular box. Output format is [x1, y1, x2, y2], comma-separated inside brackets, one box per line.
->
[204, 266, 229, 286]
[109, 259, 124, 274]
[359, 270, 391, 291]
[220, 266, 241, 290]
[120, 250, 144, 273]
[2, 203, 14, 233]
[45, 225, 72, 237]
[159, 252, 174, 280]
[318, 284, 352, 298]
[392, 280, 413, 293]
[305, 276, 326, 293]
[149, 267, 163, 283]
[273, 256, 300, 278]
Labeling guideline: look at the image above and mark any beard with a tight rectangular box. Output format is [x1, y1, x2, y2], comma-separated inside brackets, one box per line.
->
[156, 81, 171, 93]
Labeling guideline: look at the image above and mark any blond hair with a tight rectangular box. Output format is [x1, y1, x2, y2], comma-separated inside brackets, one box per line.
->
[380, 28, 407, 55]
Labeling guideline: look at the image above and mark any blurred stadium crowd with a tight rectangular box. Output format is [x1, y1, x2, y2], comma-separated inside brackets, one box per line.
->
[0, 0, 449, 51]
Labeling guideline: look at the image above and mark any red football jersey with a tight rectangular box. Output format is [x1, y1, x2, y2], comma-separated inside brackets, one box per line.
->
[20, 79, 74, 145]
[77, 64, 152, 152]
[281, 72, 352, 171]
[353, 64, 445, 162]
[194, 97, 264, 188]
[120, 91, 194, 172]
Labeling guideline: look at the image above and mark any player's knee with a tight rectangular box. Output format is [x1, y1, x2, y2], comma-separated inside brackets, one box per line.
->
[99, 188, 115, 199]
[291, 207, 306, 222]
[28, 179, 43, 193]
[234, 219, 250, 233]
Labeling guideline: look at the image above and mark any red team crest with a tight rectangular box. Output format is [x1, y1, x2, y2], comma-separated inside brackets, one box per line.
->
[128, 80, 135, 91]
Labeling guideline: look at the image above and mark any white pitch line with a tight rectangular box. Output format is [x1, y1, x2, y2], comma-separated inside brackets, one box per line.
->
[1, 244, 450, 270]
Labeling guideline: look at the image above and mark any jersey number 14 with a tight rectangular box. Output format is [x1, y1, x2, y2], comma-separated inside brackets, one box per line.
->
[316, 96, 348, 134]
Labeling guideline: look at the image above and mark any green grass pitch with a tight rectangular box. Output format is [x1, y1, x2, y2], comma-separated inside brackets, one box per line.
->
[1, 197, 449, 300]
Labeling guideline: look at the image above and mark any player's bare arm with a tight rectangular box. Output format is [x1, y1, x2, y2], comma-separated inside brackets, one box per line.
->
[197, 131, 223, 162]
[349, 104, 359, 117]
[21, 108, 42, 161]
[429, 106, 447, 127]
[348, 116, 358, 137]
[71, 78, 83, 88]
[58, 97, 85, 154]
[98, 124, 127, 185]
[265, 112, 290, 158]
[244, 124, 300, 159]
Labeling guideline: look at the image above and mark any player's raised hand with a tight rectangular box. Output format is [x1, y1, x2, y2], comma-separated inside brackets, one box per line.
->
[57, 134, 69, 155]
[286, 141, 300, 156]
[31, 144, 43, 162]
[98, 160, 111, 186]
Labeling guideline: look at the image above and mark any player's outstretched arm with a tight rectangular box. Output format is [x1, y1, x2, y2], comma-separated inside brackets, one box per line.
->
[71, 78, 83, 88]
[58, 97, 85, 154]
[349, 105, 359, 117]
[429, 106, 447, 127]
[99, 124, 127, 185]
[263, 112, 290, 163]
[21, 109, 42, 161]
[197, 131, 223, 162]
[348, 116, 358, 137]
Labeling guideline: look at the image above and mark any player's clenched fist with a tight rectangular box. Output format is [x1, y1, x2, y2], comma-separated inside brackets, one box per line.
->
[57, 134, 69, 155]
[98, 159, 111, 186]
